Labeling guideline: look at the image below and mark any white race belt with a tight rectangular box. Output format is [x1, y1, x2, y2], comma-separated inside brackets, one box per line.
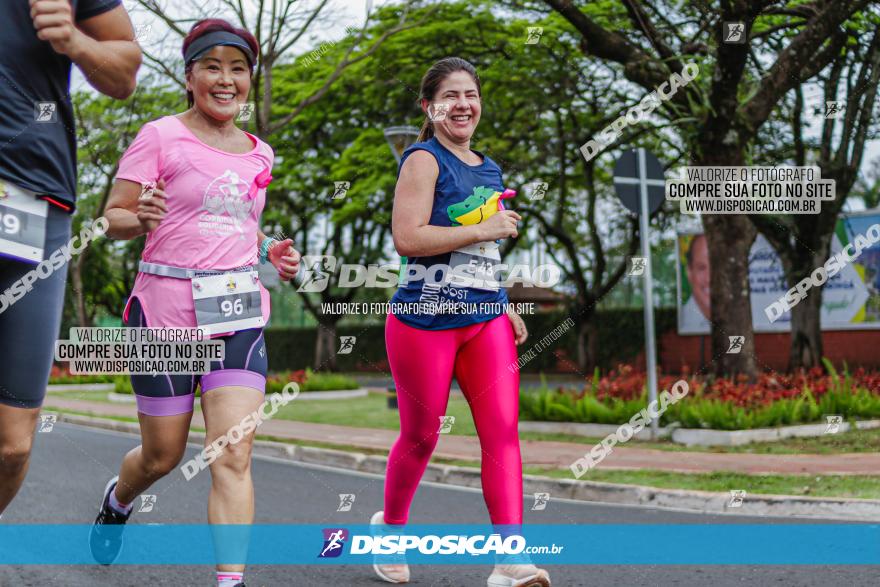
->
[0, 180, 48, 264]
[138, 261, 264, 335]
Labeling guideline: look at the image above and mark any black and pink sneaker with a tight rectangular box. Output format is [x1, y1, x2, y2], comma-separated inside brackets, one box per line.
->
[89, 476, 131, 565]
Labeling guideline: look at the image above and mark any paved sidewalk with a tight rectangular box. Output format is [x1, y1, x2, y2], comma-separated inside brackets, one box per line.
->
[42, 396, 880, 476]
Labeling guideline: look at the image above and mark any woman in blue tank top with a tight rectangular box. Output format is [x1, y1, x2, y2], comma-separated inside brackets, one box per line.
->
[370, 57, 551, 587]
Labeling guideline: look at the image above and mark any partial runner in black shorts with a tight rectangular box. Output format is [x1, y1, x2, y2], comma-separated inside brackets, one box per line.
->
[0, 204, 72, 409]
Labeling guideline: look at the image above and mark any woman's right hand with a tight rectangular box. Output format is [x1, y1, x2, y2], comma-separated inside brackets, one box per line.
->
[478, 209, 521, 241]
[137, 178, 167, 233]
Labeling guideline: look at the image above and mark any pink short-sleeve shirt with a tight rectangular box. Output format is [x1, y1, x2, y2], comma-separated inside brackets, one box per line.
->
[115, 115, 273, 332]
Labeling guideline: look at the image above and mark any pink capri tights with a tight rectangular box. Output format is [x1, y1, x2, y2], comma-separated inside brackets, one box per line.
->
[383, 312, 523, 525]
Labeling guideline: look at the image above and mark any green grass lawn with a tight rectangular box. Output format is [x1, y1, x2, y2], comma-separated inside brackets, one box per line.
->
[47, 389, 880, 454]
[262, 394, 880, 456]
[46, 407, 880, 499]
[272, 394, 478, 433]
[520, 468, 880, 500]
[516, 427, 880, 454]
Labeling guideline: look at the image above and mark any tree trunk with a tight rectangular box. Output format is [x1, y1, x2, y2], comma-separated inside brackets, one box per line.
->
[783, 240, 833, 370]
[71, 259, 90, 327]
[573, 303, 599, 372]
[585, 315, 599, 372]
[314, 320, 338, 371]
[575, 318, 587, 372]
[702, 213, 757, 378]
[788, 285, 823, 371]
[695, 141, 758, 379]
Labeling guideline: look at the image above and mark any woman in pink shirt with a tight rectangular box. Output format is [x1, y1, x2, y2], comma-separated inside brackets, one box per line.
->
[88, 19, 299, 587]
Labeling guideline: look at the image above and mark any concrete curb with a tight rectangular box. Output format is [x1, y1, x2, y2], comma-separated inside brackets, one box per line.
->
[53, 413, 880, 522]
[671, 419, 880, 446]
[292, 389, 369, 400]
[519, 421, 673, 439]
[520, 418, 880, 447]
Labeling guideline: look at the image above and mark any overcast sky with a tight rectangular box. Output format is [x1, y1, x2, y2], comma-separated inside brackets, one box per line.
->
[71, 0, 878, 205]
[71, 0, 381, 91]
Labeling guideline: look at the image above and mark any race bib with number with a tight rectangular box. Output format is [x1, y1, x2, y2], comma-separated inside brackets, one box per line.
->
[0, 180, 48, 264]
[444, 240, 502, 292]
[191, 271, 264, 334]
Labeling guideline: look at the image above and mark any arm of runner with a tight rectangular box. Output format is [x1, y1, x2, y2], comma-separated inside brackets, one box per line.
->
[29, 1, 141, 100]
[507, 308, 528, 345]
[392, 150, 520, 257]
[104, 179, 167, 239]
[260, 232, 300, 282]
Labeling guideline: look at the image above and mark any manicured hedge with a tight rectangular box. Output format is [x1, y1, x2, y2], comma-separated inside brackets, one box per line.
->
[264, 325, 388, 373]
[519, 360, 880, 429]
[264, 308, 677, 373]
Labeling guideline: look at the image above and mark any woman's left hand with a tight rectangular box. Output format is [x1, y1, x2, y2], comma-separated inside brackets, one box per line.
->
[268, 238, 301, 281]
[507, 308, 528, 345]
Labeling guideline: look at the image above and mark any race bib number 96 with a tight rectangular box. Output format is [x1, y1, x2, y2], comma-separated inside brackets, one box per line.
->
[191, 271, 264, 334]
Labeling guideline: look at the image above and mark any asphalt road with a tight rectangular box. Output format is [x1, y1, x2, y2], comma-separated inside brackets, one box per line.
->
[1, 423, 877, 587]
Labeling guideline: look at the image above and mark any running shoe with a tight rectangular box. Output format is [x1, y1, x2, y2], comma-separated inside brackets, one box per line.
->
[89, 476, 131, 565]
[370, 510, 410, 583]
[487, 562, 551, 587]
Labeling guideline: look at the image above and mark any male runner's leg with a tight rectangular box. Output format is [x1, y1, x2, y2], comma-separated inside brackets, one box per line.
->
[0, 205, 71, 514]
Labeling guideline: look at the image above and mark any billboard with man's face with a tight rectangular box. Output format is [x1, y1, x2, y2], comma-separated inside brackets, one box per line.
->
[676, 212, 880, 334]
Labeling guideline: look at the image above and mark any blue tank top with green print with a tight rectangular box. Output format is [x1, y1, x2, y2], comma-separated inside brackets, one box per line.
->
[390, 137, 510, 330]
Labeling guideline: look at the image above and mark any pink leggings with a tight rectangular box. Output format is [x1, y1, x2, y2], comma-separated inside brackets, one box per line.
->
[383, 312, 523, 525]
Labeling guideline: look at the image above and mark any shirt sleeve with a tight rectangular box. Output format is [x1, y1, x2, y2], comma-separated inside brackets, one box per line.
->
[76, 0, 122, 21]
[396, 144, 439, 180]
[115, 123, 163, 186]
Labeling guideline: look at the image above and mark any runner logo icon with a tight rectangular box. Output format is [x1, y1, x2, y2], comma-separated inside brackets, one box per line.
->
[319, 528, 348, 558]
[38, 414, 57, 433]
[297, 256, 336, 292]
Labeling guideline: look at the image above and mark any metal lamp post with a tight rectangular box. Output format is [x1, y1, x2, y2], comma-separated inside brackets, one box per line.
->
[382, 126, 419, 410]
[383, 126, 420, 163]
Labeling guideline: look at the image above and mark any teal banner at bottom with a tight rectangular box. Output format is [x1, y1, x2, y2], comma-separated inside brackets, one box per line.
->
[1, 524, 877, 565]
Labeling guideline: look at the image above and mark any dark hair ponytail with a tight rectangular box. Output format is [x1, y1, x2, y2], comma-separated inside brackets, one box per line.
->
[417, 57, 481, 142]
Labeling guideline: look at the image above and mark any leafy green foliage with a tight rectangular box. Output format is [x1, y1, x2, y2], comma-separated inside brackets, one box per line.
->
[521, 363, 880, 430]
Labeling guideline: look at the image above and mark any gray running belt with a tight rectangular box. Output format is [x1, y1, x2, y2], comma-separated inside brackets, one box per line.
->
[138, 261, 257, 279]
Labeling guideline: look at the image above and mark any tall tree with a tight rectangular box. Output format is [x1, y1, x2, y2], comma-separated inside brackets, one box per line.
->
[273, 0, 687, 371]
[752, 13, 880, 370]
[118, 0, 422, 368]
[476, 11, 684, 370]
[67, 81, 182, 329]
[265, 1, 526, 369]
[541, 0, 872, 377]
[131, 0, 419, 138]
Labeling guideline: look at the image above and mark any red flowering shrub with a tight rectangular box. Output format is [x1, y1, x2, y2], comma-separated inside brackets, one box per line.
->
[583, 363, 880, 409]
[266, 369, 307, 385]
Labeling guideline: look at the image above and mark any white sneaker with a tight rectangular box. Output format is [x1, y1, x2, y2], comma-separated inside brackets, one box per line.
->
[487, 563, 551, 587]
[370, 510, 410, 583]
